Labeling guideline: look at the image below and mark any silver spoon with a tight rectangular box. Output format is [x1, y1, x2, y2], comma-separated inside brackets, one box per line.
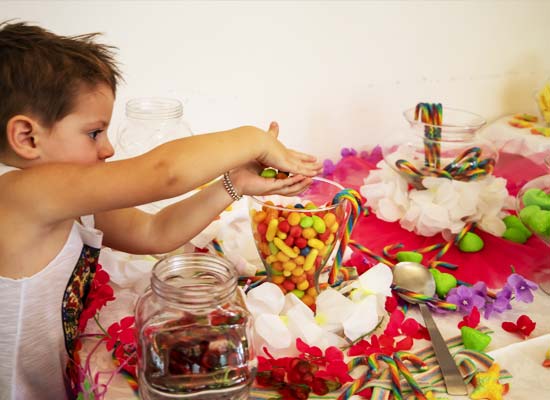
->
[392, 261, 468, 396]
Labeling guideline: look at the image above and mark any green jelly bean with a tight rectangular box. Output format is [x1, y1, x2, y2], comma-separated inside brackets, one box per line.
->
[260, 168, 278, 178]
[458, 232, 484, 253]
[522, 188, 550, 210]
[502, 215, 532, 239]
[396, 251, 423, 263]
[519, 204, 541, 224]
[311, 215, 326, 234]
[525, 209, 550, 235]
[300, 216, 314, 228]
[291, 289, 305, 299]
[502, 227, 528, 244]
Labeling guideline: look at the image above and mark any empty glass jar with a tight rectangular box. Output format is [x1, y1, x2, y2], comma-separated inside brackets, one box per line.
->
[135, 253, 256, 400]
[117, 97, 192, 158]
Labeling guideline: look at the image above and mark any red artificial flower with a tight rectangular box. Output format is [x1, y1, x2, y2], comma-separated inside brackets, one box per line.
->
[78, 264, 115, 331]
[347, 333, 413, 357]
[106, 316, 136, 351]
[384, 295, 398, 313]
[502, 314, 536, 339]
[458, 306, 481, 329]
[384, 309, 429, 340]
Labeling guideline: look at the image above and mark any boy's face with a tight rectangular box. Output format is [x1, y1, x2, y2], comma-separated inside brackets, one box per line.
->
[38, 83, 115, 164]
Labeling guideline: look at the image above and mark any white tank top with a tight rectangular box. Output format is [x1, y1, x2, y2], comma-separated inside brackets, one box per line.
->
[0, 163, 103, 400]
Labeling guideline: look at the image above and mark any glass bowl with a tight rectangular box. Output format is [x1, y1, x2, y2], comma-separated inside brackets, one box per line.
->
[249, 177, 346, 308]
[383, 107, 497, 189]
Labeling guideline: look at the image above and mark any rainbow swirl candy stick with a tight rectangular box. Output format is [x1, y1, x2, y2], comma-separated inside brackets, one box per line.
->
[337, 370, 372, 400]
[429, 260, 459, 271]
[330, 189, 364, 286]
[392, 286, 458, 311]
[211, 238, 224, 257]
[427, 222, 474, 268]
[349, 240, 395, 267]
[383, 243, 404, 259]
[368, 353, 403, 399]
[415, 103, 443, 169]
[414, 242, 444, 254]
[393, 351, 428, 399]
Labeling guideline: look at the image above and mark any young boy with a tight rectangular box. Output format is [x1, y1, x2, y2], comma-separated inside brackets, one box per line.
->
[0, 21, 321, 399]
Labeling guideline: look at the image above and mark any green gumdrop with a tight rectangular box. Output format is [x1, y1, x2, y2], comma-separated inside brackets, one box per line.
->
[260, 168, 278, 178]
[502, 227, 528, 244]
[522, 188, 550, 210]
[461, 326, 492, 352]
[519, 204, 541, 221]
[430, 268, 457, 298]
[396, 251, 423, 263]
[502, 215, 532, 239]
[291, 289, 305, 299]
[525, 209, 550, 235]
[458, 232, 484, 253]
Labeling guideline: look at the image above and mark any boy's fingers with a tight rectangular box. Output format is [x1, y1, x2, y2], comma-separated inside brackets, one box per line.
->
[267, 121, 279, 138]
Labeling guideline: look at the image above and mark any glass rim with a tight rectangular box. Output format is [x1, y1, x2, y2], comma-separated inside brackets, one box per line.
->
[249, 176, 345, 212]
[125, 97, 183, 120]
[403, 107, 486, 131]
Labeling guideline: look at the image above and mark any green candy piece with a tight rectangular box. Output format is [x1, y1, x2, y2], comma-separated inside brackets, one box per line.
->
[430, 268, 457, 298]
[502, 215, 532, 239]
[461, 326, 492, 352]
[502, 227, 528, 244]
[300, 216, 314, 228]
[311, 215, 326, 234]
[458, 232, 484, 253]
[396, 251, 423, 264]
[290, 289, 305, 299]
[525, 209, 550, 235]
[519, 204, 541, 229]
[260, 168, 278, 178]
[522, 188, 550, 210]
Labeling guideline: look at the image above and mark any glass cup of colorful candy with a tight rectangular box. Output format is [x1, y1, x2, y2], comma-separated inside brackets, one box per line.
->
[249, 177, 346, 308]
[382, 107, 497, 189]
[515, 157, 550, 294]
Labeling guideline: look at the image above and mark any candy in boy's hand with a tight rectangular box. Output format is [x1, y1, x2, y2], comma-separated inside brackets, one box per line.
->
[260, 167, 289, 179]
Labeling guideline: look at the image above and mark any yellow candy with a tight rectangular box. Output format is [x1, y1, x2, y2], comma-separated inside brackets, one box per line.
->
[323, 212, 337, 227]
[302, 227, 316, 239]
[265, 255, 277, 264]
[253, 210, 267, 223]
[276, 251, 290, 262]
[273, 237, 298, 258]
[330, 221, 339, 233]
[295, 255, 305, 265]
[287, 212, 301, 226]
[303, 248, 319, 271]
[272, 275, 285, 284]
[266, 219, 279, 241]
[292, 267, 304, 276]
[297, 280, 309, 291]
[276, 230, 287, 240]
[307, 238, 325, 250]
[283, 261, 297, 271]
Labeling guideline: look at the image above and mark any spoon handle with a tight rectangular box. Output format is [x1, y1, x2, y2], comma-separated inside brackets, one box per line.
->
[419, 303, 468, 395]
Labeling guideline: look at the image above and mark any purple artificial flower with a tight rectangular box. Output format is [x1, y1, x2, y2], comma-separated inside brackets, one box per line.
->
[507, 273, 538, 303]
[322, 159, 336, 176]
[340, 147, 357, 157]
[472, 281, 488, 298]
[359, 145, 384, 165]
[446, 285, 487, 314]
[483, 284, 513, 319]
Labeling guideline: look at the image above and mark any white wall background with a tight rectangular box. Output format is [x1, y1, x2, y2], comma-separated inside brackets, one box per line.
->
[2, 0, 550, 161]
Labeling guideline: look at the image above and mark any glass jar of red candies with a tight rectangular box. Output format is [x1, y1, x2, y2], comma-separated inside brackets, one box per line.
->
[135, 253, 256, 400]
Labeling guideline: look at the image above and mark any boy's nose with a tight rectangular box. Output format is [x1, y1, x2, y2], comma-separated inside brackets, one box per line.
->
[99, 137, 115, 160]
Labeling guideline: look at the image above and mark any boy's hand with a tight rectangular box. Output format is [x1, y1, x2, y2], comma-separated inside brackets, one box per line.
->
[230, 162, 312, 197]
[257, 122, 322, 178]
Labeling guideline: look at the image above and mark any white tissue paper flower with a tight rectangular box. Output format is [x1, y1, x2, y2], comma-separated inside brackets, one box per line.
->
[360, 166, 513, 237]
[246, 263, 393, 355]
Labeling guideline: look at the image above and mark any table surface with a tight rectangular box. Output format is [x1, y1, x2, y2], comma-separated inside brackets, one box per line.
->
[88, 130, 550, 400]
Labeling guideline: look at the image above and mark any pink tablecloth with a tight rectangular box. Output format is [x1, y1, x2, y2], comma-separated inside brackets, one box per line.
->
[329, 151, 549, 288]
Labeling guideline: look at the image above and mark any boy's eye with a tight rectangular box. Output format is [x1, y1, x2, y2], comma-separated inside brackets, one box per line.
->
[88, 129, 103, 140]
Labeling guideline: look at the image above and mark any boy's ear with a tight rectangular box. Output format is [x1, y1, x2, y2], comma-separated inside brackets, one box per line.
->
[6, 115, 41, 160]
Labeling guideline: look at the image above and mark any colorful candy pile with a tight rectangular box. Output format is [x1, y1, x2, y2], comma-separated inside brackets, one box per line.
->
[250, 201, 345, 307]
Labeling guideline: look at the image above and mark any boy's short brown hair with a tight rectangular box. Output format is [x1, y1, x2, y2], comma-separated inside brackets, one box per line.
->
[0, 21, 122, 150]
